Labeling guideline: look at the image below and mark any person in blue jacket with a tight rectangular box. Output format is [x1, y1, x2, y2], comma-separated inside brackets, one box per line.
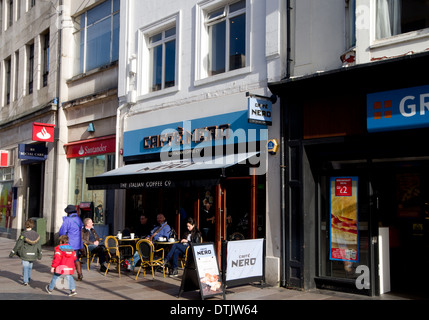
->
[59, 205, 84, 281]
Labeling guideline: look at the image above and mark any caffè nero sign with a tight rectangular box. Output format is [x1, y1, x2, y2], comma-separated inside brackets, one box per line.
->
[123, 110, 267, 159]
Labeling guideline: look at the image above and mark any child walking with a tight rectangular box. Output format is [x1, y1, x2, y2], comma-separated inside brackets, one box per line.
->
[46, 235, 77, 296]
[9, 219, 42, 286]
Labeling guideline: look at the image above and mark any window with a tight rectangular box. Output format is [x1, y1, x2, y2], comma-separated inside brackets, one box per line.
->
[206, 0, 246, 76]
[14, 50, 18, 101]
[8, 0, 13, 27]
[195, 0, 249, 82]
[376, 0, 429, 39]
[75, 0, 119, 74]
[148, 27, 176, 92]
[138, 13, 179, 96]
[42, 31, 49, 87]
[5, 57, 11, 105]
[28, 43, 34, 94]
[346, 0, 356, 48]
[68, 154, 114, 224]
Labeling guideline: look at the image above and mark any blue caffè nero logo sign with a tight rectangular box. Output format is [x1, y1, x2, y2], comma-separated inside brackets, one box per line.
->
[367, 85, 429, 132]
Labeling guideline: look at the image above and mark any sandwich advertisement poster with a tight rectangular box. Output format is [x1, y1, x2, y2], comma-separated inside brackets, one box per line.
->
[330, 177, 359, 262]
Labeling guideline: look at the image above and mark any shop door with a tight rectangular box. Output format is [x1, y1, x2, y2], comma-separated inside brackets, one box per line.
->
[27, 163, 44, 218]
[318, 170, 378, 296]
[224, 178, 254, 241]
[371, 161, 429, 298]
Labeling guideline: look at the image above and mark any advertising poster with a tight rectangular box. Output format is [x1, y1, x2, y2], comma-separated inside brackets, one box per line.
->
[330, 177, 359, 262]
[226, 239, 264, 283]
[193, 243, 223, 298]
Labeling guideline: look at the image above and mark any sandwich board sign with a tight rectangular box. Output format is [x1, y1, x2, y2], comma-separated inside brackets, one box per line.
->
[178, 243, 225, 300]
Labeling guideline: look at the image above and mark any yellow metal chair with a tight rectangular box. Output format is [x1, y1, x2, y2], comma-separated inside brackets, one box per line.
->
[104, 236, 134, 278]
[80, 243, 99, 271]
[135, 239, 165, 280]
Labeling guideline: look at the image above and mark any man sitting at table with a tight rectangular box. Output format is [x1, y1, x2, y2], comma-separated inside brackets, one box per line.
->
[146, 213, 171, 242]
[81, 218, 108, 273]
[124, 213, 171, 270]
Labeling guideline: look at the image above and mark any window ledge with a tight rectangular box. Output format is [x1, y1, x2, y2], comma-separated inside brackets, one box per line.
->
[67, 61, 118, 84]
[371, 28, 429, 50]
[194, 66, 251, 87]
[137, 85, 179, 102]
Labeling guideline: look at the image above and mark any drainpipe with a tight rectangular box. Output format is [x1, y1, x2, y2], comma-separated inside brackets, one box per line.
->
[280, 0, 292, 288]
[285, 0, 292, 79]
[50, 0, 63, 244]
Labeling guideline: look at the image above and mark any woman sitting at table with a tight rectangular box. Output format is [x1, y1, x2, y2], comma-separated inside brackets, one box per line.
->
[165, 217, 201, 277]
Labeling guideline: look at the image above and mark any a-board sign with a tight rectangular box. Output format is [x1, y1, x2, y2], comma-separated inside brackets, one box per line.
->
[225, 239, 265, 286]
[178, 243, 225, 300]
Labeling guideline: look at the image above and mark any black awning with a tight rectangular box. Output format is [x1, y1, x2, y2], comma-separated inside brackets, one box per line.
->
[86, 152, 260, 190]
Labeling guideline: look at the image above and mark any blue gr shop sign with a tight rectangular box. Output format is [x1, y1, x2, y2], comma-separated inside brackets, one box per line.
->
[367, 85, 429, 132]
[123, 110, 267, 158]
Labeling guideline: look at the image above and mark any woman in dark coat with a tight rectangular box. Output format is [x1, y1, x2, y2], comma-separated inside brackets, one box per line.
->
[164, 217, 201, 276]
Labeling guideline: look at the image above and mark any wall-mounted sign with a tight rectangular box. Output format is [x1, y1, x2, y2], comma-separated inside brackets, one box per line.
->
[18, 144, 48, 161]
[248, 97, 272, 125]
[0, 151, 8, 167]
[123, 110, 267, 158]
[367, 85, 429, 132]
[32, 123, 55, 142]
[267, 139, 279, 154]
[66, 135, 116, 159]
[330, 176, 359, 262]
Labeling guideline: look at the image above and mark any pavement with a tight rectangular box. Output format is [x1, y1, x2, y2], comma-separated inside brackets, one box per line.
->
[0, 236, 422, 317]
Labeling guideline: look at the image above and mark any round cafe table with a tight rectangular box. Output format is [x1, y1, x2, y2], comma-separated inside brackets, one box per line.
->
[154, 240, 179, 254]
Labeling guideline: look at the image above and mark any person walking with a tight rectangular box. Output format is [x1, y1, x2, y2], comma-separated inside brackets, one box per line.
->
[9, 219, 42, 286]
[59, 205, 84, 281]
[46, 235, 77, 296]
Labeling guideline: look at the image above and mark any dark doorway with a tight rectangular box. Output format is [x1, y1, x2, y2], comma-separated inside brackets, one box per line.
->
[27, 163, 43, 218]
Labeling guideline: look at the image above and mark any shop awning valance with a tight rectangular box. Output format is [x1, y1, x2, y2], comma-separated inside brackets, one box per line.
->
[86, 152, 260, 190]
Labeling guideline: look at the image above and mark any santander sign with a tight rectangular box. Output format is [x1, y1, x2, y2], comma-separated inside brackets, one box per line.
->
[33, 123, 55, 142]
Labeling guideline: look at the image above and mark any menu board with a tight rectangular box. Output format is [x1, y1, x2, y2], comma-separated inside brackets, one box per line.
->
[330, 177, 359, 262]
[178, 243, 225, 300]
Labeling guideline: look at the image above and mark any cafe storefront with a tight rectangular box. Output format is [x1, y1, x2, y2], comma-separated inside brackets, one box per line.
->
[87, 109, 268, 257]
[269, 51, 429, 297]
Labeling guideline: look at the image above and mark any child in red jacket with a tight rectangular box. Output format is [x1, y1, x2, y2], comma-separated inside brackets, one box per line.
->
[45, 235, 77, 296]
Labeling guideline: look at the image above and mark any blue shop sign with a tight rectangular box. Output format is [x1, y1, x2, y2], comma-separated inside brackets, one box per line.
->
[367, 85, 429, 132]
[123, 110, 267, 158]
[18, 144, 48, 161]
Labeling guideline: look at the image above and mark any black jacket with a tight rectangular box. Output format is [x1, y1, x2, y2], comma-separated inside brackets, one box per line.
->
[182, 228, 202, 244]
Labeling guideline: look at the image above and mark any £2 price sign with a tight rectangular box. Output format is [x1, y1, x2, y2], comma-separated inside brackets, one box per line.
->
[335, 178, 352, 197]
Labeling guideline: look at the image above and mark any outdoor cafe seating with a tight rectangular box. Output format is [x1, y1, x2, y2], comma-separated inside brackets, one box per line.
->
[80, 243, 99, 271]
[104, 235, 134, 278]
[135, 239, 166, 280]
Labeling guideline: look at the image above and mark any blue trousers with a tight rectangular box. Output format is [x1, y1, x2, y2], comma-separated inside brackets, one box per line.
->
[165, 243, 188, 269]
[22, 260, 33, 284]
[48, 273, 75, 292]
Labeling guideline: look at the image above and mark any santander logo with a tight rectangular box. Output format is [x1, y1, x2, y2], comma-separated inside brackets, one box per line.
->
[36, 127, 52, 141]
[32, 123, 55, 142]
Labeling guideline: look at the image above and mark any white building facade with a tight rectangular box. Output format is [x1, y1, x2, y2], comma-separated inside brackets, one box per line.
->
[105, 0, 288, 286]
